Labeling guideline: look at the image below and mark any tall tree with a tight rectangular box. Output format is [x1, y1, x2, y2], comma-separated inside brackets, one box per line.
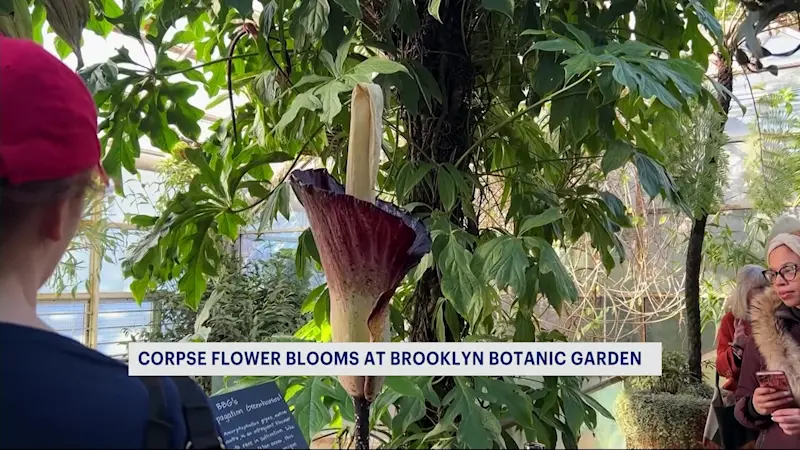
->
[679, 0, 799, 380]
[666, 102, 729, 381]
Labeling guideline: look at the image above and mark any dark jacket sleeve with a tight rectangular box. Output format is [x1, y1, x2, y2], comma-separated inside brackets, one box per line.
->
[716, 312, 741, 380]
[735, 336, 772, 430]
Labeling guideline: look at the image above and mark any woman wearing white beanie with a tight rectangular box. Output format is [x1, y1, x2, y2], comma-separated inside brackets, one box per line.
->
[734, 220, 800, 448]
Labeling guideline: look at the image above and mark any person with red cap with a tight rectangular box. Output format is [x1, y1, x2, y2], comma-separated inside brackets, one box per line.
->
[0, 37, 224, 449]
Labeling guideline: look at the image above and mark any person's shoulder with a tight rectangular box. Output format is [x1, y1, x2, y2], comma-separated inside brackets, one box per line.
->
[151, 376, 219, 448]
[721, 311, 736, 325]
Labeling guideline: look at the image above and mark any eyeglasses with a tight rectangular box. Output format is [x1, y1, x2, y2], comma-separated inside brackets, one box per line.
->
[763, 263, 799, 284]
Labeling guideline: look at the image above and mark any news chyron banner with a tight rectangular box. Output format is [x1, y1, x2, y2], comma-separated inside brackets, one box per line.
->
[128, 342, 662, 377]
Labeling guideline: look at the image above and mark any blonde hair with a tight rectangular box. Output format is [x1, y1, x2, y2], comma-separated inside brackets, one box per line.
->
[724, 264, 770, 319]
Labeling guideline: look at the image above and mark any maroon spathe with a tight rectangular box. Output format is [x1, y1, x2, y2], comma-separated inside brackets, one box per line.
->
[289, 168, 431, 339]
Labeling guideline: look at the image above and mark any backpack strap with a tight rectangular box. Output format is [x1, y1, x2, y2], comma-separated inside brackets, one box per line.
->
[138, 376, 174, 449]
[170, 377, 225, 450]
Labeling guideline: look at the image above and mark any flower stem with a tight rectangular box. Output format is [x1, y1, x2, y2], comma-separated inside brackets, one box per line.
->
[353, 396, 371, 450]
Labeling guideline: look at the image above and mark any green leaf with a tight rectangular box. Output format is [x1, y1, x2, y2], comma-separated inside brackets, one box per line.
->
[598, 191, 631, 227]
[11, 0, 32, 39]
[472, 235, 529, 294]
[392, 397, 426, 438]
[259, 183, 292, 230]
[518, 207, 562, 235]
[406, 60, 443, 112]
[579, 390, 615, 420]
[633, 152, 686, 213]
[253, 71, 279, 105]
[562, 52, 598, 79]
[351, 57, 409, 77]
[396, 161, 434, 201]
[437, 168, 456, 211]
[686, 0, 722, 43]
[294, 74, 334, 88]
[42, 0, 87, 65]
[601, 140, 634, 174]
[107, 0, 146, 43]
[385, 377, 425, 400]
[331, 0, 361, 19]
[444, 378, 501, 448]
[561, 389, 585, 435]
[438, 236, 482, 326]
[524, 237, 577, 302]
[609, 58, 681, 110]
[184, 148, 226, 200]
[79, 61, 121, 94]
[223, 0, 253, 16]
[290, 0, 330, 48]
[288, 377, 334, 442]
[475, 378, 533, 428]
[31, 2, 46, 42]
[217, 211, 244, 241]
[296, 228, 321, 277]
[130, 214, 158, 227]
[315, 80, 351, 124]
[531, 38, 582, 54]
[397, 0, 420, 34]
[276, 91, 323, 130]
[481, 0, 513, 19]
[560, 21, 592, 49]
[428, 0, 442, 22]
[178, 218, 215, 309]
[605, 40, 659, 57]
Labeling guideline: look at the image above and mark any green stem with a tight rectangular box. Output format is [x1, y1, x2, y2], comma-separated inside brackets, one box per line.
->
[455, 71, 593, 167]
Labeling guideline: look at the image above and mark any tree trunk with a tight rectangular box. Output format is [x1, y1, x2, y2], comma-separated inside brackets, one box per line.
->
[683, 51, 733, 380]
[685, 214, 707, 380]
[402, 0, 477, 343]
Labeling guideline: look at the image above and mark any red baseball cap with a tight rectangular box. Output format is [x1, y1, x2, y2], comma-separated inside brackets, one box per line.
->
[0, 36, 106, 186]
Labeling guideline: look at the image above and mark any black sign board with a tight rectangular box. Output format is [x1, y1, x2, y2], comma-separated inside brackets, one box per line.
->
[211, 381, 308, 449]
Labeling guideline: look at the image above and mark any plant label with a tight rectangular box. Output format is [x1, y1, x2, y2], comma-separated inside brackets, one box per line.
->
[210, 381, 307, 449]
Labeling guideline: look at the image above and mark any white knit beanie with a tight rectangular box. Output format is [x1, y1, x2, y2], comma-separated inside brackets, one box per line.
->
[765, 216, 800, 260]
[768, 233, 800, 260]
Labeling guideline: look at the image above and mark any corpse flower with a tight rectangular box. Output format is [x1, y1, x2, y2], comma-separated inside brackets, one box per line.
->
[289, 83, 431, 448]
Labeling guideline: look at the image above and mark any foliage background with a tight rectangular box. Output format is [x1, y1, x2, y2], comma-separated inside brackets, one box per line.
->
[9, 0, 784, 447]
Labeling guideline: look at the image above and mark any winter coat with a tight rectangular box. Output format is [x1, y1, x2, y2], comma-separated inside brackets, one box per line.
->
[734, 289, 800, 449]
[717, 311, 752, 393]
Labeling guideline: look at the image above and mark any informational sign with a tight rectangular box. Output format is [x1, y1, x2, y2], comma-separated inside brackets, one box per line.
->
[210, 381, 307, 449]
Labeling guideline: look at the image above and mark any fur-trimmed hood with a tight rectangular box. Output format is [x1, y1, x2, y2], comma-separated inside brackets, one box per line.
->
[750, 288, 800, 402]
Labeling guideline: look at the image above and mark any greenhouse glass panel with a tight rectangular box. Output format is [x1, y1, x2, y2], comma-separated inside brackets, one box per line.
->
[96, 299, 153, 358]
[106, 169, 164, 222]
[99, 230, 144, 293]
[36, 301, 87, 344]
[39, 247, 90, 294]
[239, 232, 302, 263]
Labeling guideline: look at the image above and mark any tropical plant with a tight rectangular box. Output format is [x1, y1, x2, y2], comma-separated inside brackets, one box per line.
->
[25, 0, 727, 447]
[743, 88, 800, 216]
[662, 101, 730, 380]
[134, 250, 311, 393]
[140, 250, 311, 343]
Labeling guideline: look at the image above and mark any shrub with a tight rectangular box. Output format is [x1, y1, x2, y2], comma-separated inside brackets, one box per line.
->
[616, 391, 710, 449]
[616, 351, 712, 449]
[141, 250, 312, 343]
[625, 351, 713, 397]
[134, 250, 315, 393]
